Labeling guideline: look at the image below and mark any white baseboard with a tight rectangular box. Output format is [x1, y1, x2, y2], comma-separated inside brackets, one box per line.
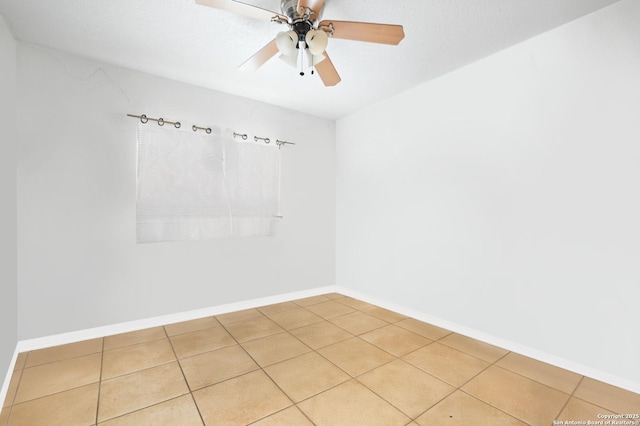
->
[4, 284, 638, 406]
[16, 285, 337, 353]
[0, 346, 19, 411]
[1, 285, 335, 405]
[336, 286, 640, 395]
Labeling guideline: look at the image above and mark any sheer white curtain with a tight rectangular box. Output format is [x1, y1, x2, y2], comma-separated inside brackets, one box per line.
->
[224, 134, 281, 237]
[136, 125, 280, 243]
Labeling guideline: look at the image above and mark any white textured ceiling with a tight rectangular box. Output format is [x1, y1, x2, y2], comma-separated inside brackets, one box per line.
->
[0, 0, 622, 119]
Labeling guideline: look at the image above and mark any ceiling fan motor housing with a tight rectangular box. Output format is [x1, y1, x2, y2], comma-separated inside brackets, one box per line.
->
[292, 21, 313, 44]
[280, 0, 299, 20]
[280, 0, 321, 21]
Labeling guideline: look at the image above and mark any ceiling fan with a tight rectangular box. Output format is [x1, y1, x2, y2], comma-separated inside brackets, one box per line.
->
[195, 0, 405, 86]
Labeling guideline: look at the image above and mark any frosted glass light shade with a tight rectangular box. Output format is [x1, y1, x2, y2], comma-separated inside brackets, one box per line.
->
[279, 53, 299, 68]
[305, 29, 328, 55]
[276, 30, 298, 56]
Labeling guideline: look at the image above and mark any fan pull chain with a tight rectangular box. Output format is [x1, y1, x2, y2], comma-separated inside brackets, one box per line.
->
[299, 41, 305, 76]
[299, 51, 304, 76]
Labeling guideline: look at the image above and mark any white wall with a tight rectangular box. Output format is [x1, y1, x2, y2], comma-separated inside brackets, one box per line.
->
[0, 14, 17, 389]
[16, 45, 335, 340]
[337, 0, 640, 387]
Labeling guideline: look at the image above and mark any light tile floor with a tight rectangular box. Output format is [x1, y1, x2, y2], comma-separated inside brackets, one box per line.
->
[2, 293, 639, 425]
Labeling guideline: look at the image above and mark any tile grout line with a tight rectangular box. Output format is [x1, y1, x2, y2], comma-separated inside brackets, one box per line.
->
[94, 338, 105, 425]
[215, 317, 304, 425]
[91, 358, 181, 384]
[457, 349, 511, 389]
[351, 365, 422, 423]
[99, 338, 183, 382]
[4, 351, 103, 424]
[162, 325, 207, 426]
[94, 395, 195, 425]
[17, 349, 102, 370]
[351, 331, 468, 423]
[560, 393, 619, 416]
[450, 350, 526, 421]
[553, 375, 585, 422]
[272, 293, 354, 425]
[1, 392, 14, 426]
[489, 363, 579, 398]
[410, 349, 533, 425]
[410, 328, 611, 420]
[456, 389, 533, 426]
[408, 389, 457, 425]
[7, 349, 103, 421]
[5, 383, 101, 410]
[291, 302, 421, 421]
[413, 348, 515, 423]
[3, 352, 27, 425]
[439, 344, 585, 404]
[278, 326, 322, 426]
[293, 302, 394, 377]
[403, 342, 496, 420]
[453, 349, 575, 425]
[187, 335, 360, 423]
[307, 300, 453, 423]
[433, 334, 500, 362]
[103, 335, 167, 352]
[252, 299, 404, 422]
[294, 298, 456, 423]
[245, 405, 317, 426]
[325, 315, 393, 340]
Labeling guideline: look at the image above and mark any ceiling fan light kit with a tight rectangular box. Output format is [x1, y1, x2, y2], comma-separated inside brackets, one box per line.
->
[275, 30, 298, 56]
[306, 29, 329, 55]
[195, 0, 404, 86]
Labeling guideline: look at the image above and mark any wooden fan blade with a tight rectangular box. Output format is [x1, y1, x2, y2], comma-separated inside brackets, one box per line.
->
[319, 20, 405, 45]
[297, 0, 325, 18]
[239, 39, 279, 72]
[315, 52, 341, 86]
[195, 0, 282, 22]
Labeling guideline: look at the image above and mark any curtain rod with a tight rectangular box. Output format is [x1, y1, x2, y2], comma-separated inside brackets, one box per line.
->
[127, 114, 182, 129]
[128, 113, 295, 148]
